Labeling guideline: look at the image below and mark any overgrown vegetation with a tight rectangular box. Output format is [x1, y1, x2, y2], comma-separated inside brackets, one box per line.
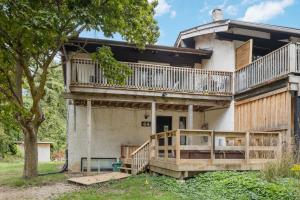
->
[153, 172, 300, 200]
[57, 172, 300, 200]
[0, 161, 66, 187]
[0, 67, 66, 158]
[262, 153, 300, 181]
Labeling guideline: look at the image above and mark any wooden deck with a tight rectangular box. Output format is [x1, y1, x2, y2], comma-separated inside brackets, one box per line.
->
[148, 129, 282, 178]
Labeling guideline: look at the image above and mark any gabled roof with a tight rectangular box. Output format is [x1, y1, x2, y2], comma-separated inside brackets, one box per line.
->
[175, 19, 300, 47]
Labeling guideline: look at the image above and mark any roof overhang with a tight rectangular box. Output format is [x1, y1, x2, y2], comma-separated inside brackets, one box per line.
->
[63, 37, 212, 67]
[175, 19, 300, 47]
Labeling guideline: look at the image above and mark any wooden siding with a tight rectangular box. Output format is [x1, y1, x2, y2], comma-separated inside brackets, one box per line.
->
[235, 39, 253, 70]
[235, 88, 290, 132]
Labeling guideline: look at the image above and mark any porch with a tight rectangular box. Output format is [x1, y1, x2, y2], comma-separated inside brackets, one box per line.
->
[66, 95, 231, 173]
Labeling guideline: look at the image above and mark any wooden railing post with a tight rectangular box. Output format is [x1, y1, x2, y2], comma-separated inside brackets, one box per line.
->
[164, 132, 168, 161]
[175, 130, 180, 165]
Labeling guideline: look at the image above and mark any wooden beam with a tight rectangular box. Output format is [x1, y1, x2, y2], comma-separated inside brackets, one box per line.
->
[64, 92, 230, 107]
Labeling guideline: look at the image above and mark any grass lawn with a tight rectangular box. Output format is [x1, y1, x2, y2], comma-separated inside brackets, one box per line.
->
[57, 172, 300, 200]
[0, 161, 299, 199]
[57, 174, 180, 200]
[0, 161, 67, 187]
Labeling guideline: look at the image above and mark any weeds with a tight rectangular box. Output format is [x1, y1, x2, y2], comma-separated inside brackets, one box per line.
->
[262, 153, 300, 181]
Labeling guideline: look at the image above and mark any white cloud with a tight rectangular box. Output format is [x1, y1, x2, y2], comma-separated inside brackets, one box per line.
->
[200, 0, 238, 17]
[241, 0, 294, 22]
[225, 5, 239, 16]
[149, 0, 176, 18]
[170, 10, 176, 18]
[155, 0, 171, 16]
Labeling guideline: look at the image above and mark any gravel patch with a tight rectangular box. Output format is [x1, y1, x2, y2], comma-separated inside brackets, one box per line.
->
[0, 182, 79, 200]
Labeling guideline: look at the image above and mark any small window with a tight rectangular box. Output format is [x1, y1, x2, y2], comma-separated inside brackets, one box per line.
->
[81, 158, 116, 172]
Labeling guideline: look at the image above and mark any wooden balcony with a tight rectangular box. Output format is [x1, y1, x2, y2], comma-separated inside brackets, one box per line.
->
[149, 129, 282, 178]
[70, 59, 233, 96]
[235, 43, 300, 94]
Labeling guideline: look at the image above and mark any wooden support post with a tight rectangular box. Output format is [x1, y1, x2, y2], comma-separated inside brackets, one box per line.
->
[86, 99, 92, 173]
[152, 102, 156, 135]
[188, 104, 193, 129]
[245, 132, 250, 164]
[175, 130, 180, 165]
[210, 131, 215, 162]
[155, 134, 158, 159]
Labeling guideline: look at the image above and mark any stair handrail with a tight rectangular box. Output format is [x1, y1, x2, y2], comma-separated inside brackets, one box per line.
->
[131, 140, 150, 175]
[131, 140, 150, 156]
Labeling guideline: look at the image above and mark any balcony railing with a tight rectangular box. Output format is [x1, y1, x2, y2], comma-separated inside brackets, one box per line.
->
[235, 43, 300, 93]
[71, 59, 233, 95]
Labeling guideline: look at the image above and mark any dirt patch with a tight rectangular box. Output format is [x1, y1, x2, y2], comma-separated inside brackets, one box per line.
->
[0, 182, 79, 200]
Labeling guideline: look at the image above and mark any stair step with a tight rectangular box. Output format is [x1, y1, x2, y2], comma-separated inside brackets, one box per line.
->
[119, 167, 132, 170]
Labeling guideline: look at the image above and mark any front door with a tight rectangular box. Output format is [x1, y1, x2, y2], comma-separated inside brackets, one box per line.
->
[156, 116, 172, 133]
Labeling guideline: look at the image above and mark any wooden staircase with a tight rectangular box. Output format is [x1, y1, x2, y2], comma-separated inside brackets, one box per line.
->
[120, 140, 150, 175]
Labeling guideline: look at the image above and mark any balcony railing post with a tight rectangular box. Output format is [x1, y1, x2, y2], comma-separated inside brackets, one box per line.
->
[288, 43, 297, 73]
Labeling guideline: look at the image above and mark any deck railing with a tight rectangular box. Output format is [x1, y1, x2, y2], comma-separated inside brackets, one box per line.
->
[235, 43, 300, 93]
[71, 59, 233, 95]
[150, 129, 282, 171]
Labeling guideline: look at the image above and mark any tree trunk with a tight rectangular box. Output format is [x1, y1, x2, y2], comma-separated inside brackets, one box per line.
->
[23, 126, 38, 178]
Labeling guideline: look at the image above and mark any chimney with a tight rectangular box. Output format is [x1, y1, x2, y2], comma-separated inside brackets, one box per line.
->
[212, 8, 223, 21]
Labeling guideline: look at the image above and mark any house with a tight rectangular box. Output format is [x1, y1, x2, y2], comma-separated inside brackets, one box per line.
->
[16, 141, 53, 162]
[62, 9, 300, 178]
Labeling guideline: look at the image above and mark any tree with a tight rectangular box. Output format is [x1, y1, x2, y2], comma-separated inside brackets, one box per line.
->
[0, 0, 159, 178]
[0, 66, 66, 158]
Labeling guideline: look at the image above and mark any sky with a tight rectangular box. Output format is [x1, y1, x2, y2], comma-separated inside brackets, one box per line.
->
[81, 0, 300, 46]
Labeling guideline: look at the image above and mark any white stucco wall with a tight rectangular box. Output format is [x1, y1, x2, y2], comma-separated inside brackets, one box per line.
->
[67, 105, 204, 172]
[194, 34, 235, 131]
[195, 34, 235, 72]
[205, 101, 234, 131]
